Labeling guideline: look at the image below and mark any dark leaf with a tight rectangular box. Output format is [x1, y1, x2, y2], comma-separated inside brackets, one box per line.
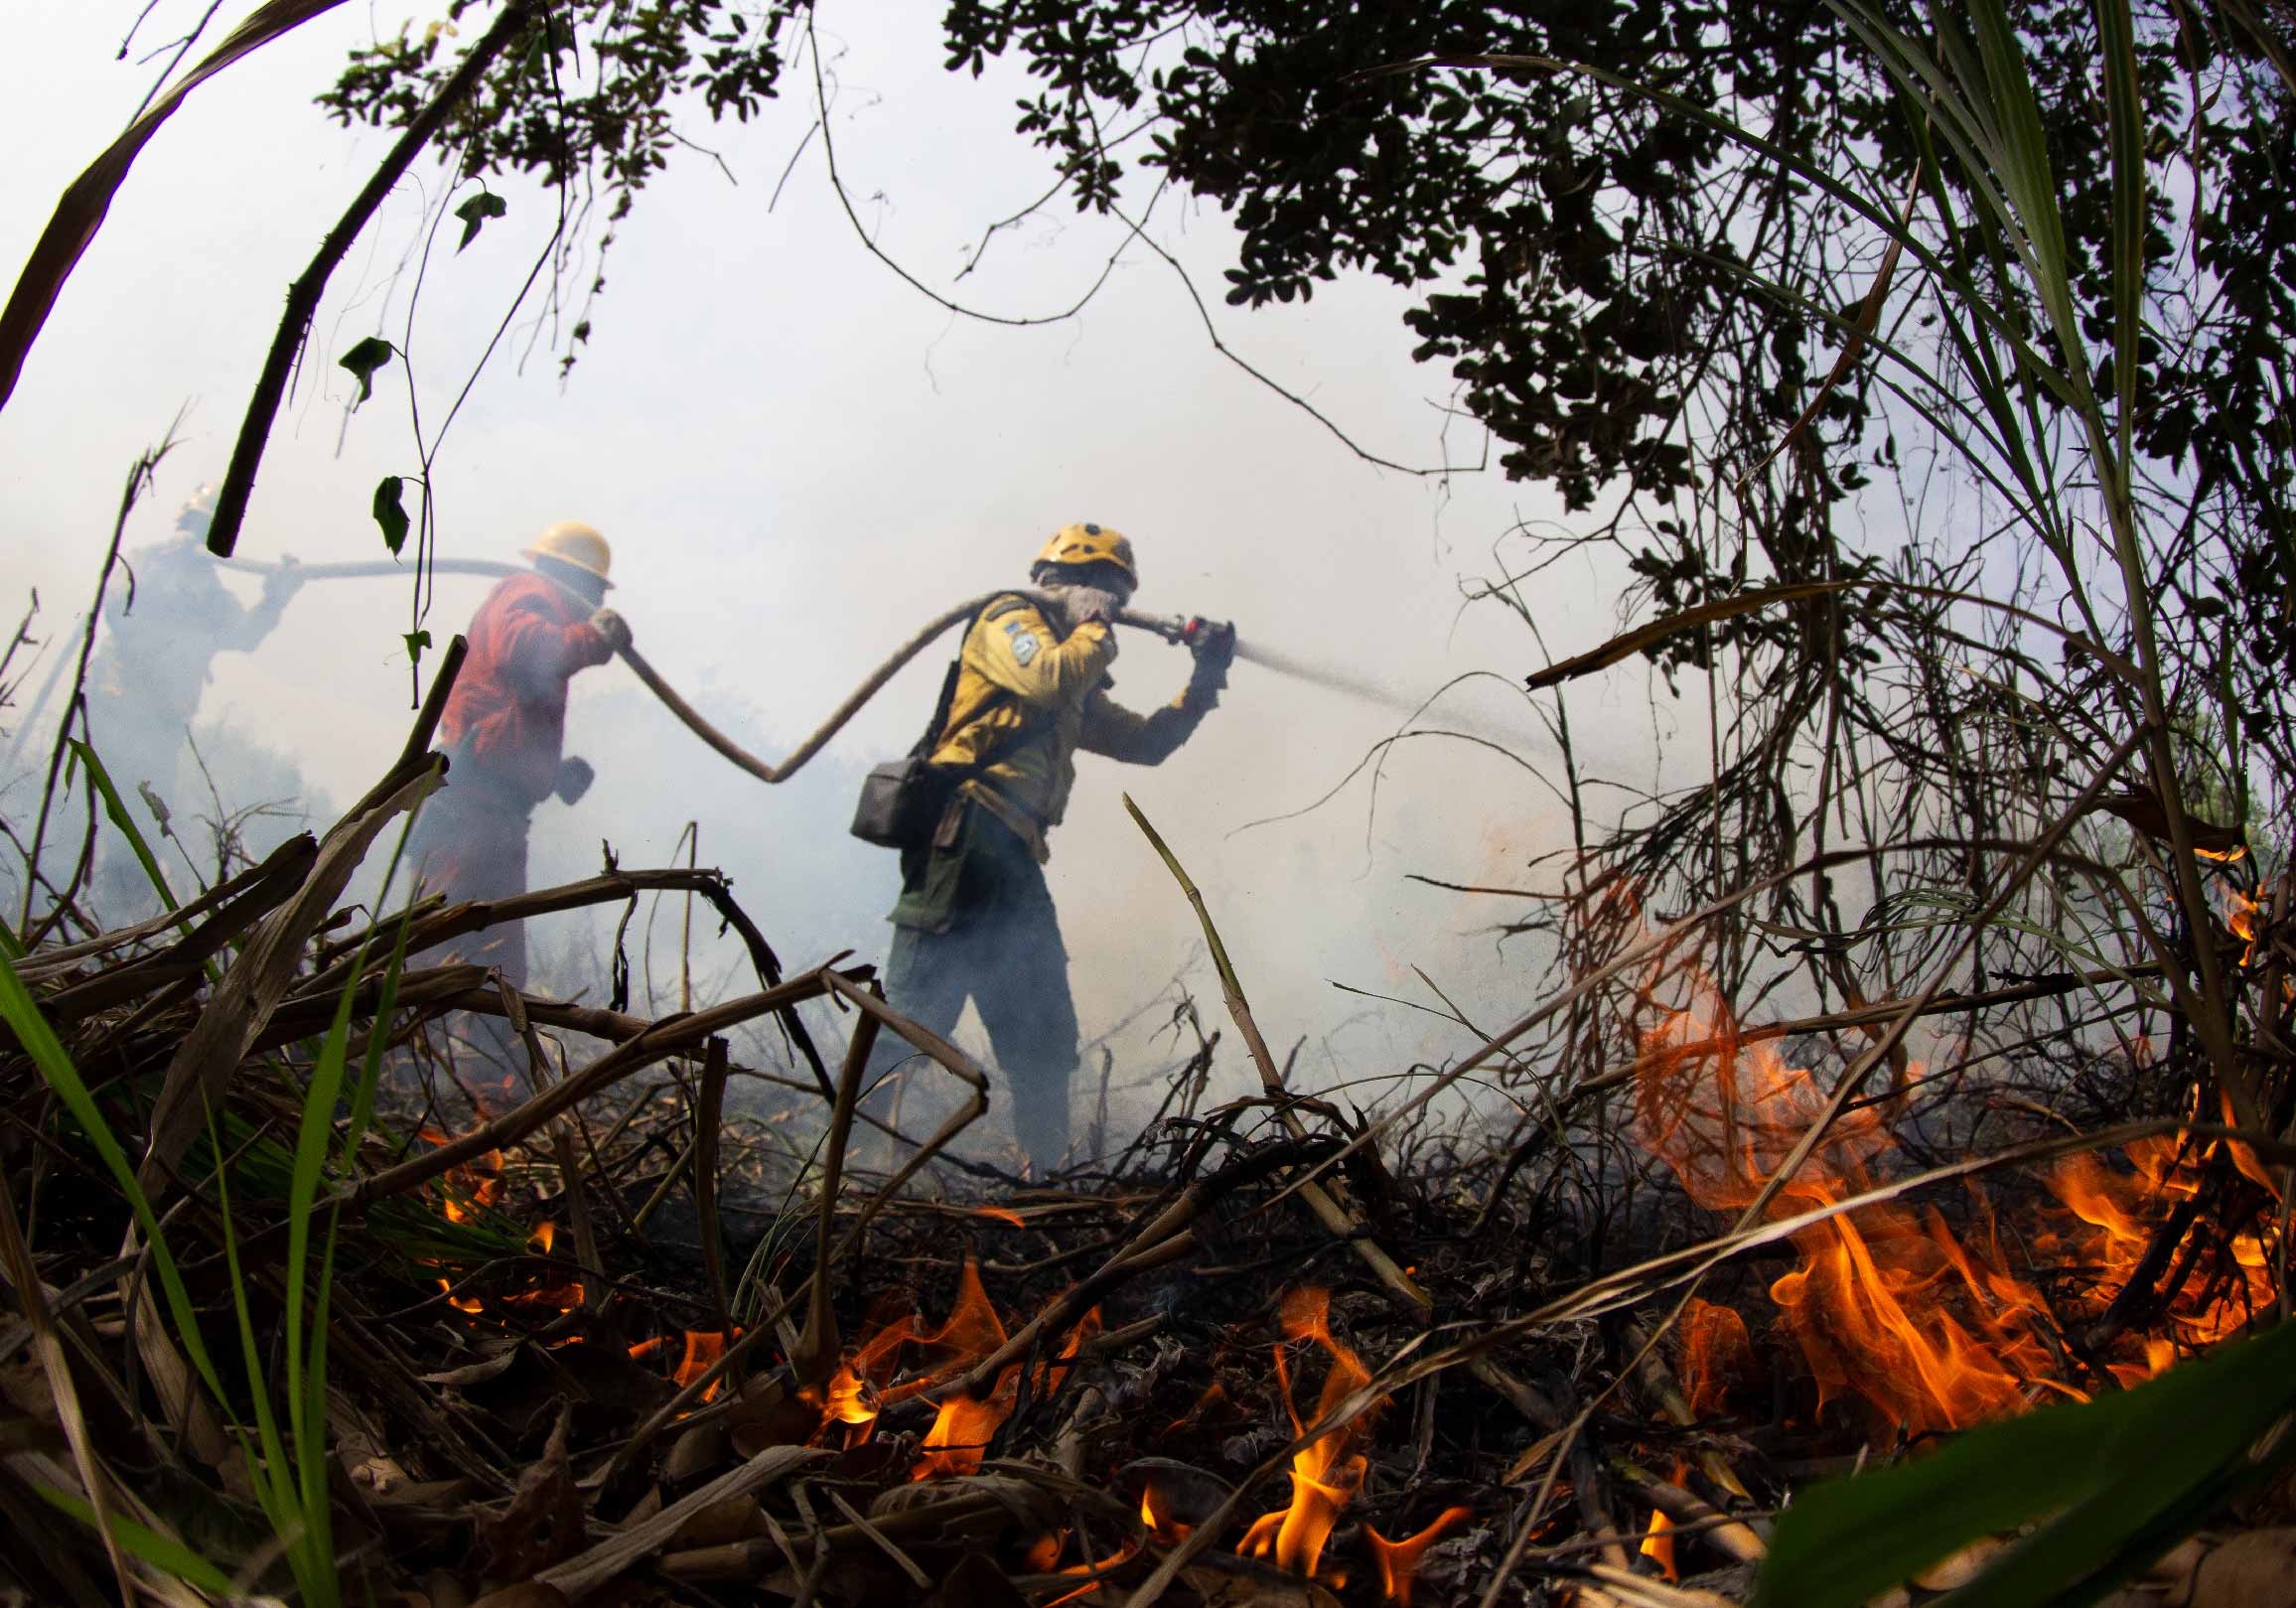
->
[340, 335, 394, 406]
[454, 189, 507, 252]
[371, 474, 409, 554]
[1754, 1320, 2296, 1608]
[479, 1405, 585, 1576]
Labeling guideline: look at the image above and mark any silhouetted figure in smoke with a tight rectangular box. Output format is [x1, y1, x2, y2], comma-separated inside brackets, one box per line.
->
[81, 486, 302, 913]
[408, 523, 628, 1041]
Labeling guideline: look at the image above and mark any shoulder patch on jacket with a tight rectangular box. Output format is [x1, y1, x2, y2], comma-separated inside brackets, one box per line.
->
[1002, 617, 1042, 665]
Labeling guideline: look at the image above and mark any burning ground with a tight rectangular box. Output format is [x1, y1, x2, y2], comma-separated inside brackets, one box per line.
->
[4, 686, 2295, 1608]
[9, 0, 2296, 1596]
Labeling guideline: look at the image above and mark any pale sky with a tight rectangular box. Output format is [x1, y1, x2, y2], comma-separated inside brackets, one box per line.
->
[0, 1, 1691, 1136]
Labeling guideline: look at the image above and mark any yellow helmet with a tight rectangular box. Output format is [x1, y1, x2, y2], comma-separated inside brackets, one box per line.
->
[1035, 522, 1137, 588]
[523, 520, 613, 585]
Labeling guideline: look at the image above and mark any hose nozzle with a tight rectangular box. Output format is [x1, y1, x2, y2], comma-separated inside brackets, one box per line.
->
[1128, 613, 1233, 649]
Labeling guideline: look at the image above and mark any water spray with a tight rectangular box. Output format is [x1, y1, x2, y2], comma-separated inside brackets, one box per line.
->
[1126, 611, 1441, 719]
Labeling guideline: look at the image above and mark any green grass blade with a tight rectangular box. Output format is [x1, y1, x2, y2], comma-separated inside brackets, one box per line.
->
[1956, 0, 2093, 402]
[1899, 97, 2112, 637]
[63, 738, 192, 935]
[344, 804, 424, 1161]
[1836, 1, 2094, 417]
[0, 950, 231, 1411]
[281, 971, 358, 1597]
[1755, 1320, 2296, 1608]
[305, 1208, 343, 1584]
[34, 1487, 238, 1596]
[206, 1103, 298, 1528]
[2094, 0, 2145, 467]
[1672, 240, 2062, 538]
[273, 803, 424, 1608]
[1837, 5, 2033, 261]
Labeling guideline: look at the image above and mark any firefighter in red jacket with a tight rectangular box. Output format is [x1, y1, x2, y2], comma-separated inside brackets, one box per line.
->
[410, 522, 630, 1002]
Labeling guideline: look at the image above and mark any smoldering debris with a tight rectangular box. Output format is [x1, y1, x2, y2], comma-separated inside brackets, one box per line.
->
[6, 620, 2294, 1608]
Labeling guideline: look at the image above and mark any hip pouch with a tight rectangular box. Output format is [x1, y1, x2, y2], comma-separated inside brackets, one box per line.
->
[850, 755, 959, 851]
[851, 600, 1037, 852]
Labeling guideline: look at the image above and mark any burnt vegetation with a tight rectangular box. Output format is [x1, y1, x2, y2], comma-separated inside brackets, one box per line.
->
[5, 1, 2296, 1606]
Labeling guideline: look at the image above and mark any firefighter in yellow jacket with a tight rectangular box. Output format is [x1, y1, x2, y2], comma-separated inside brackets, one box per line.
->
[874, 523, 1234, 1171]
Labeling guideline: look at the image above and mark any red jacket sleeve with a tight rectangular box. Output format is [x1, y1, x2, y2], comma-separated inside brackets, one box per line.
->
[497, 590, 612, 701]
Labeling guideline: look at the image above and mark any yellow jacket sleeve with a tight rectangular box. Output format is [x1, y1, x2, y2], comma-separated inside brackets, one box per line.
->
[963, 600, 1117, 710]
[1077, 686, 1206, 764]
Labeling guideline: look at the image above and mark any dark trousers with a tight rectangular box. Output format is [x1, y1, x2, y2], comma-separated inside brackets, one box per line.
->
[870, 803, 1080, 1172]
[406, 767, 534, 1096]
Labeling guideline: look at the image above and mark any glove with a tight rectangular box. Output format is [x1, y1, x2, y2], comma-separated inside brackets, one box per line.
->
[1181, 618, 1233, 709]
[1184, 617, 1234, 672]
[261, 556, 304, 605]
[589, 607, 632, 654]
[555, 755, 596, 805]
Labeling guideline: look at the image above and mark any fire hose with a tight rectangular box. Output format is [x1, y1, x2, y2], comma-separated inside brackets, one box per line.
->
[211, 555, 1452, 786]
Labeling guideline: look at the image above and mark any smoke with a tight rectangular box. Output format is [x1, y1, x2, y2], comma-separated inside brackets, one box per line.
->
[0, 0, 1648, 1173]
[526, 675, 887, 991]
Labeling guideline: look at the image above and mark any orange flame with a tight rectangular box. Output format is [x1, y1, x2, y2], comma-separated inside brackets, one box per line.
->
[628, 1331, 737, 1400]
[1141, 1480, 1195, 1545]
[913, 1285, 1100, 1480]
[1636, 990, 2058, 1434]
[801, 1290, 920, 1440]
[2041, 1132, 2279, 1375]
[2217, 1088, 2283, 1200]
[1235, 1288, 1378, 1582]
[1680, 1297, 1753, 1418]
[786, 1261, 1101, 1477]
[1365, 1508, 1473, 1606]
[919, 1389, 1007, 1479]
[417, 1128, 503, 1225]
[920, 1258, 1008, 1361]
[2224, 888, 2259, 965]
[973, 1206, 1028, 1228]
[435, 1277, 484, 1315]
[674, 1331, 731, 1394]
[504, 1277, 585, 1313]
[820, 1356, 889, 1427]
[477, 1219, 585, 1311]
[1165, 1381, 1228, 1436]
[913, 1260, 1015, 1478]
[1639, 1509, 1678, 1582]
[1046, 1531, 1140, 1605]
[1640, 973, 2284, 1431]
